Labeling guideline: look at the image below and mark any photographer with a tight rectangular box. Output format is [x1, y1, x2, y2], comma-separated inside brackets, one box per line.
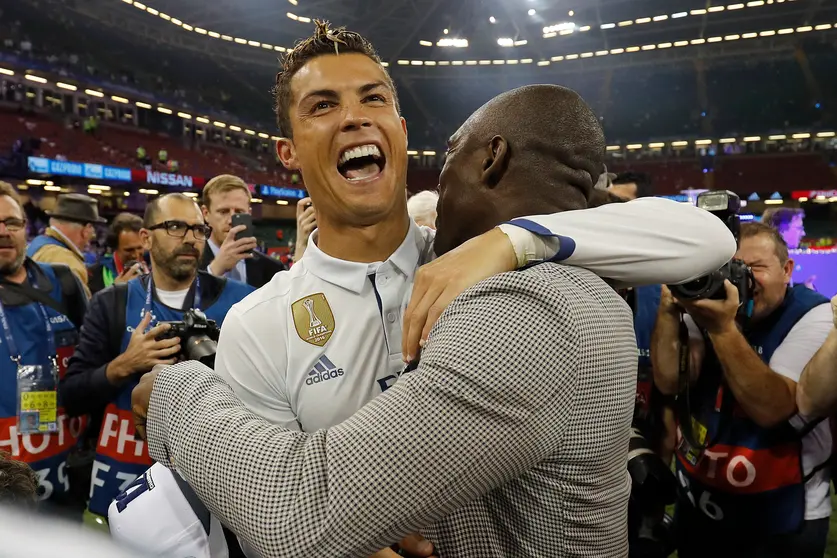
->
[652, 222, 833, 557]
[60, 193, 253, 521]
[88, 213, 147, 296]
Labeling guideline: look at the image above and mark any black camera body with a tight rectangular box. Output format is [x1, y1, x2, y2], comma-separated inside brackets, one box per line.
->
[157, 309, 220, 368]
[668, 191, 755, 318]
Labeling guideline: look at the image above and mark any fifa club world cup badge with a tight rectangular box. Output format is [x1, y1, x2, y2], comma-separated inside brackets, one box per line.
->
[292, 293, 335, 347]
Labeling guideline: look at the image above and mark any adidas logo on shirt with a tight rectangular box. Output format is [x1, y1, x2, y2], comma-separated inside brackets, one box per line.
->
[306, 355, 345, 385]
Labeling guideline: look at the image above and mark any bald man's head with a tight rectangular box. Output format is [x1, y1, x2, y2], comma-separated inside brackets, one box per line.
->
[435, 85, 606, 255]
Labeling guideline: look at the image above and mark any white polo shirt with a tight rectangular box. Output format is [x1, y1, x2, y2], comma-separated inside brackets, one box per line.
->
[215, 198, 738, 431]
[215, 221, 435, 431]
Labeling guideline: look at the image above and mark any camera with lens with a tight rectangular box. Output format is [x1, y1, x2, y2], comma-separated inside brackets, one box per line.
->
[157, 309, 220, 368]
[668, 191, 754, 317]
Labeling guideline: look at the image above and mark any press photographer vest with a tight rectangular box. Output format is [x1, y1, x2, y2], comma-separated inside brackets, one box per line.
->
[676, 284, 830, 534]
[87, 273, 252, 516]
[0, 262, 84, 502]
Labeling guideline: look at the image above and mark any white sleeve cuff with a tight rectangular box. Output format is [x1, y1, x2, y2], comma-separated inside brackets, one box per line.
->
[498, 224, 554, 268]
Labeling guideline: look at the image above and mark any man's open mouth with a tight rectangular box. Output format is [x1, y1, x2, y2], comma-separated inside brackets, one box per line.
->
[337, 144, 386, 181]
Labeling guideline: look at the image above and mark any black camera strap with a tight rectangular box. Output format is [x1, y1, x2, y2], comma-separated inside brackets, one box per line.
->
[676, 315, 735, 454]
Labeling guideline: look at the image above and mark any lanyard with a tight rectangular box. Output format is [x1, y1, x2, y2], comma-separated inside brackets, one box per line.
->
[144, 275, 201, 325]
[0, 268, 57, 367]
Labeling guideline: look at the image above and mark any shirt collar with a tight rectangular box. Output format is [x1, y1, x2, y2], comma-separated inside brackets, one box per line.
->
[303, 220, 424, 294]
[47, 226, 84, 260]
[207, 238, 221, 255]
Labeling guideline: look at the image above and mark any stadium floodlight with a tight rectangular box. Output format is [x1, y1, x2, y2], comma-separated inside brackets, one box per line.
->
[419, 40, 433, 46]
[606, 146, 621, 151]
[258, 133, 269, 139]
[139, 189, 159, 195]
[288, 0, 298, 5]
[728, 3, 745, 9]
[44, 185, 62, 192]
[768, 135, 787, 140]
[245, 129, 256, 135]
[744, 136, 762, 141]
[543, 22, 575, 34]
[146, 7, 158, 15]
[57, 82, 77, 91]
[88, 185, 111, 191]
[690, 9, 707, 15]
[636, 17, 651, 24]
[816, 131, 836, 137]
[229, 125, 242, 132]
[521, 59, 533, 63]
[221, 35, 233, 41]
[707, 37, 723, 42]
[159, 12, 170, 20]
[626, 144, 643, 150]
[182, 24, 193, 31]
[671, 141, 689, 147]
[133, 2, 146, 9]
[498, 38, 514, 47]
[707, 6, 725, 12]
[747, 1, 765, 6]
[695, 139, 713, 145]
[276, 200, 289, 205]
[270, 136, 280, 141]
[600, 23, 616, 29]
[792, 133, 811, 139]
[177, 112, 192, 119]
[797, 26, 812, 32]
[208, 31, 221, 38]
[515, 40, 528, 46]
[0, 68, 13, 76]
[234, 38, 247, 44]
[157, 107, 173, 114]
[422, 151, 436, 156]
[25, 74, 47, 83]
[653, 15, 669, 21]
[195, 28, 207, 34]
[85, 89, 104, 97]
[112, 96, 129, 103]
[171, 18, 182, 26]
[528, 9, 536, 16]
[136, 102, 152, 109]
[778, 28, 794, 34]
[648, 142, 665, 148]
[436, 38, 468, 47]
[537, 60, 549, 66]
[489, 16, 496, 23]
[672, 12, 688, 18]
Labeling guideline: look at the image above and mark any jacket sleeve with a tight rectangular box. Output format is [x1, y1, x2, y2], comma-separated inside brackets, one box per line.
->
[504, 197, 737, 288]
[146, 273, 583, 557]
[60, 288, 123, 417]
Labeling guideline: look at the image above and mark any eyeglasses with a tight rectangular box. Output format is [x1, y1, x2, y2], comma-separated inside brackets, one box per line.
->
[0, 218, 26, 232]
[147, 220, 212, 240]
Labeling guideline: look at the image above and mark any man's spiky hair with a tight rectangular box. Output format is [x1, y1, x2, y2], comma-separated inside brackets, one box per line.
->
[273, 20, 400, 138]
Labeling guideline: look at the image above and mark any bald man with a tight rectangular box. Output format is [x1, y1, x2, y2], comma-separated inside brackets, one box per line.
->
[133, 83, 735, 558]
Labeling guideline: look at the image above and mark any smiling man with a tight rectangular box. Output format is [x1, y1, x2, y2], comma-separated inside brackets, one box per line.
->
[124, 22, 739, 558]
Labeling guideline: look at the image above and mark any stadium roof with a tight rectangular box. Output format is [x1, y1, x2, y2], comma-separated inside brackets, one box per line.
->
[99, 0, 835, 65]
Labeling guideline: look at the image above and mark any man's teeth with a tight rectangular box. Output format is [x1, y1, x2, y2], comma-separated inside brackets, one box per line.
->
[339, 144, 381, 165]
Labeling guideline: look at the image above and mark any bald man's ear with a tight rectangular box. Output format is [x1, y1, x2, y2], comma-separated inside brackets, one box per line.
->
[481, 136, 509, 188]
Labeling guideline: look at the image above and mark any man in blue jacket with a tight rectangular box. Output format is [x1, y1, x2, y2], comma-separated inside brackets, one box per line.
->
[61, 193, 253, 522]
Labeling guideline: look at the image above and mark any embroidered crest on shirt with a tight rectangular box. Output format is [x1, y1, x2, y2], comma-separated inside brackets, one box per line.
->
[291, 293, 335, 346]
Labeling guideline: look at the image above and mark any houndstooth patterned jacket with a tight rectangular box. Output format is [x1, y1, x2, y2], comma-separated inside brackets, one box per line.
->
[147, 263, 637, 558]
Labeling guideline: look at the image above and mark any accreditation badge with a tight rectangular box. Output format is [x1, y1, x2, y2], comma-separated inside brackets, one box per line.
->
[16, 364, 59, 435]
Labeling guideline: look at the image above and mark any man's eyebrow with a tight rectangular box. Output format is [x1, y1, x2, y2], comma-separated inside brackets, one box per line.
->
[358, 81, 390, 95]
[298, 89, 339, 106]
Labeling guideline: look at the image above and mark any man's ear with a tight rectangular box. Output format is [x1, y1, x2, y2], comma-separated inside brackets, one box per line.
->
[140, 229, 152, 251]
[400, 117, 408, 147]
[480, 135, 509, 188]
[277, 138, 299, 170]
[783, 258, 795, 283]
